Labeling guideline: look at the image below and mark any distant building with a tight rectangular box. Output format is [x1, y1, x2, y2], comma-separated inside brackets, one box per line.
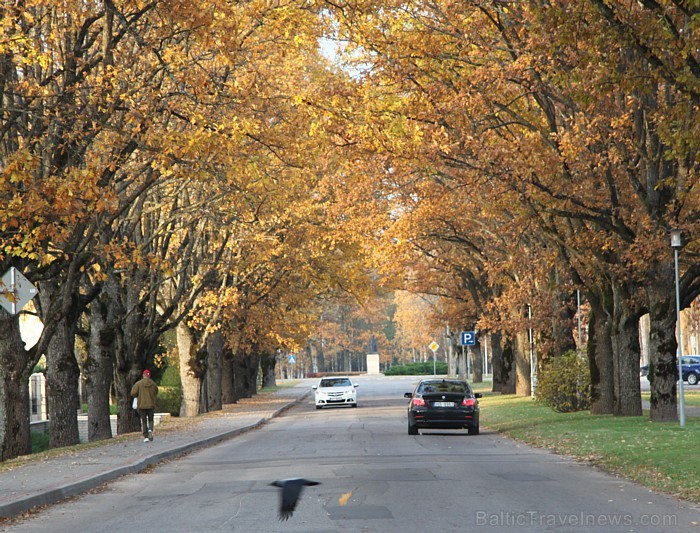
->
[21, 306, 47, 422]
[29, 373, 46, 422]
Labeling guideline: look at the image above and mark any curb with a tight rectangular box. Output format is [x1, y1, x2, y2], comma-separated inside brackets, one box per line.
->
[0, 391, 310, 519]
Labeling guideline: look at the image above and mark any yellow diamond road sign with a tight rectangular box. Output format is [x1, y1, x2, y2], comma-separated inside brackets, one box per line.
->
[428, 341, 439, 352]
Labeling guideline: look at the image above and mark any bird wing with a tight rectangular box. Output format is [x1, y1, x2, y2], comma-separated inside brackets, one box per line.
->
[279, 483, 304, 521]
[271, 478, 321, 521]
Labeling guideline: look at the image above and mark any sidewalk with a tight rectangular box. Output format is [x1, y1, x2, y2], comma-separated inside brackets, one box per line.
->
[0, 381, 312, 520]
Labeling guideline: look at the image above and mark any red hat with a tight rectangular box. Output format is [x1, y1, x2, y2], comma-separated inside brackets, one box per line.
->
[143, 369, 151, 377]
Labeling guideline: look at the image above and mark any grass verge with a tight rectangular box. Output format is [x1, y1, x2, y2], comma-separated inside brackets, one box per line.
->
[478, 390, 700, 503]
[642, 388, 700, 408]
[259, 380, 299, 393]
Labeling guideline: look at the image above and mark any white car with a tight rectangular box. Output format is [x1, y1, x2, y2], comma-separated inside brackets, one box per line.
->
[313, 377, 358, 409]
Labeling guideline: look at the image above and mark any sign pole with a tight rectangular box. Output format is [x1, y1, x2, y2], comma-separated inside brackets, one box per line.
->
[459, 331, 476, 379]
[484, 337, 489, 376]
[428, 341, 440, 376]
[10, 267, 16, 315]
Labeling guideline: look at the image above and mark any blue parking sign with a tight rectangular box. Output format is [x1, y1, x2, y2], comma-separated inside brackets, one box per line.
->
[460, 331, 475, 346]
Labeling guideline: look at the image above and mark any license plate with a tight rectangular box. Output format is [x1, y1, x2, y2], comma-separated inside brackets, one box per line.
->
[433, 401, 454, 407]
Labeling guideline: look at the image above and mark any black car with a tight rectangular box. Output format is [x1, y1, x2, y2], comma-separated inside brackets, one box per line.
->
[404, 378, 482, 436]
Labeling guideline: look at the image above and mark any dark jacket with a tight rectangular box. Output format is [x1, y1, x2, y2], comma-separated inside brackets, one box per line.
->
[130, 377, 158, 410]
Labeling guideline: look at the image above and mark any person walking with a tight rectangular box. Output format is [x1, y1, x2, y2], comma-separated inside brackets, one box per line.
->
[131, 369, 158, 442]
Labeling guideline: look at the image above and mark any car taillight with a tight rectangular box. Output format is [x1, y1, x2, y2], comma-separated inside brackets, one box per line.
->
[412, 397, 426, 407]
[461, 398, 476, 407]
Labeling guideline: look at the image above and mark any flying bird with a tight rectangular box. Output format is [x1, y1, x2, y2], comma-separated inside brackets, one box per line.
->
[270, 478, 321, 521]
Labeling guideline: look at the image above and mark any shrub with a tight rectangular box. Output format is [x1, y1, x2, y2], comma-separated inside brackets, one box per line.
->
[157, 386, 182, 416]
[536, 350, 591, 413]
[155, 365, 182, 416]
[80, 403, 117, 415]
[159, 364, 181, 387]
[31, 431, 50, 453]
[383, 361, 449, 376]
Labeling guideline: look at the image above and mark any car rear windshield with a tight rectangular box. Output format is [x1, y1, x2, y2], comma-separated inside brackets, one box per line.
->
[320, 378, 352, 387]
[418, 381, 469, 394]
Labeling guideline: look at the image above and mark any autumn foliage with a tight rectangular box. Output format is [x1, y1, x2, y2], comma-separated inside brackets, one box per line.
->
[0, 0, 698, 460]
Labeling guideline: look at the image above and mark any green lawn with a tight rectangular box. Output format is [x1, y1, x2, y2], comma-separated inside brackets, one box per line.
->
[642, 388, 700, 408]
[259, 380, 300, 393]
[477, 387, 700, 503]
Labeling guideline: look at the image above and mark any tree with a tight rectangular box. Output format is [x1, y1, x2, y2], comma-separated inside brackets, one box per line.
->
[326, 0, 699, 417]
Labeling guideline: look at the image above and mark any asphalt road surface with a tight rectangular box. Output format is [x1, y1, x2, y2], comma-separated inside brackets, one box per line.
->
[5, 375, 699, 532]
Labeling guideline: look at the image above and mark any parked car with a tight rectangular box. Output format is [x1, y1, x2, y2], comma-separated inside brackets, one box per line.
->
[313, 376, 358, 409]
[681, 356, 700, 386]
[640, 364, 649, 377]
[404, 378, 481, 436]
[643, 356, 700, 385]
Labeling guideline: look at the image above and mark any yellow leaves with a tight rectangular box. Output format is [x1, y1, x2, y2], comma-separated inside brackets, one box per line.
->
[308, 119, 325, 138]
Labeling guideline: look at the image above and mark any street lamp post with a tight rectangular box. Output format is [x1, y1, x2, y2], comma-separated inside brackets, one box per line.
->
[671, 229, 686, 428]
[527, 304, 536, 398]
[577, 290, 583, 361]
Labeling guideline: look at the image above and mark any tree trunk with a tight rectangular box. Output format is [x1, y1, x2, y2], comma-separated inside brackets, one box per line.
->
[611, 283, 643, 417]
[40, 283, 81, 449]
[232, 351, 260, 401]
[86, 289, 116, 441]
[457, 343, 467, 380]
[177, 321, 202, 417]
[646, 263, 678, 422]
[588, 304, 615, 415]
[199, 377, 208, 414]
[260, 351, 277, 388]
[221, 346, 235, 404]
[317, 341, 325, 373]
[447, 333, 457, 377]
[206, 331, 223, 412]
[0, 313, 34, 460]
[545, 277, 578, 356]
[514, 331, 531, 397]
[113, 362, 142, 435]
[554, 297, 577, 354]
[113, 283, 143, 435]
[471, 342, 483, 383]
[310, 343, 319, 374]
[491, 332, 514, 393]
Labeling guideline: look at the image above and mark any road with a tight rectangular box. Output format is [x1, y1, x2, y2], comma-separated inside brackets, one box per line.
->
[5, 375, 698, 532]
